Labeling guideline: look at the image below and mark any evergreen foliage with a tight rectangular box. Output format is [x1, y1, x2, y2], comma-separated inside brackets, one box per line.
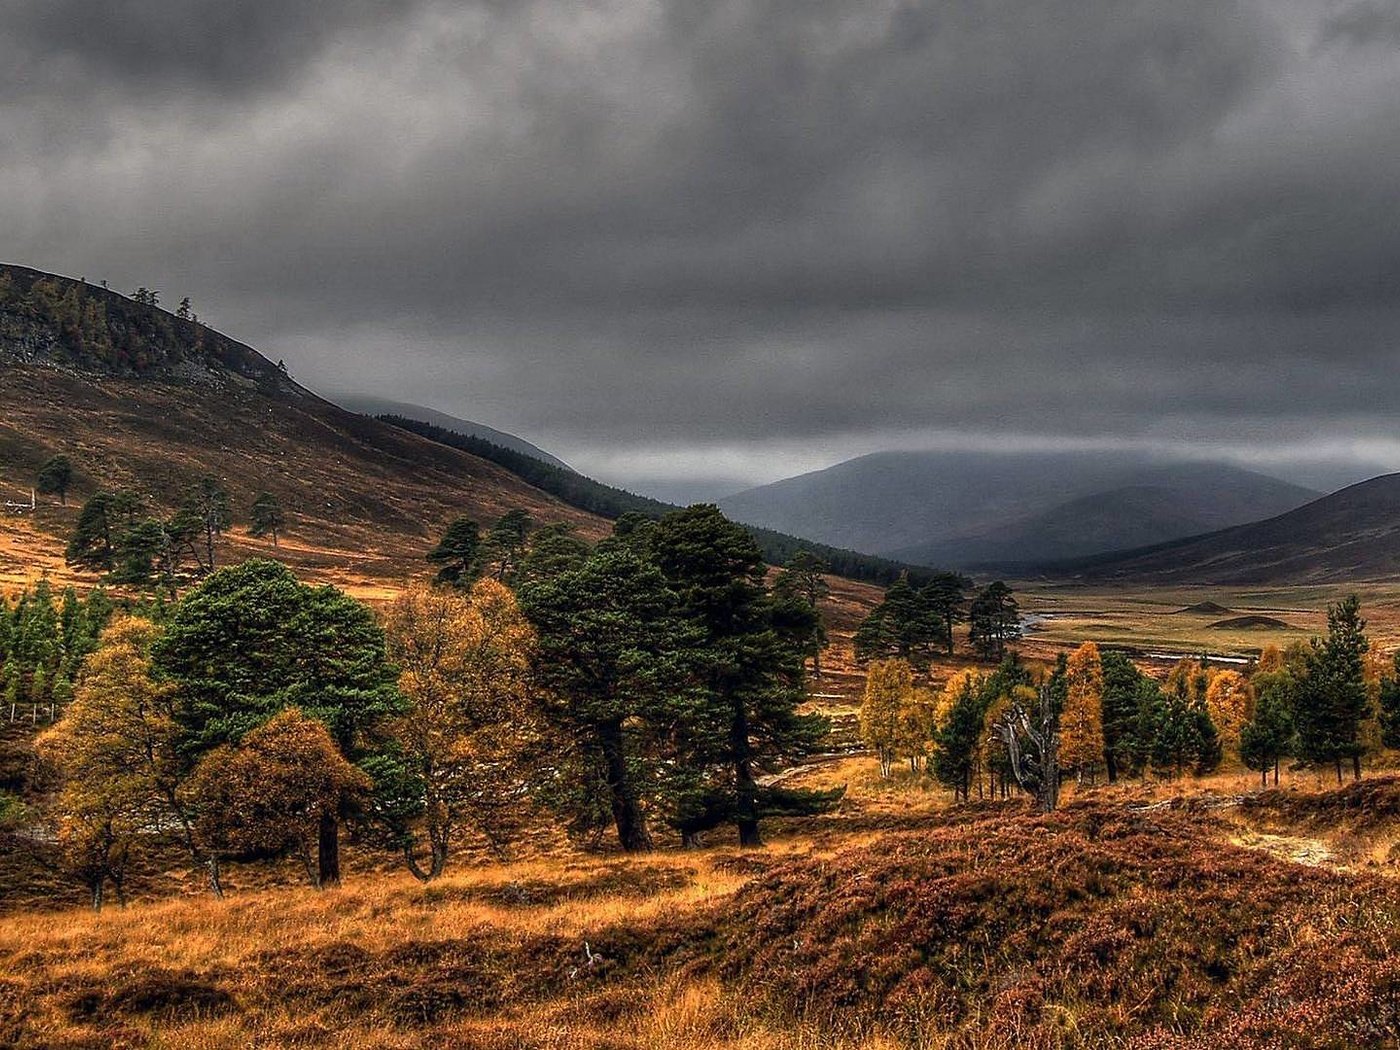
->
[1295, 595, 1371, 781]
[517, 545, 699, 851]
[249, 492, 285, 546]
[151, 559, 401, 885]
[647, 505, 833, 847]
[425, 516, 482, 586]
[1241, 670, 1297, 786]
[36, 454, 74, 504]
[854, 573, 968, 666]
[0, 581, 113, 719]
[968, 581, 1021, 659]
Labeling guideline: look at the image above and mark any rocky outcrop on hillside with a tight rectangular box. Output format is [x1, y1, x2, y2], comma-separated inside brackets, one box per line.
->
[0, 263, 290, 391]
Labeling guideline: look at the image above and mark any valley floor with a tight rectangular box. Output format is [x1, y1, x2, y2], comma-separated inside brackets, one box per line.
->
[5, 758, 1400, 1050]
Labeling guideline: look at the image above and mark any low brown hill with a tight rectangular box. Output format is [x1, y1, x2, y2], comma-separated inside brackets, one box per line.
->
[1051, 472, 1400, 584]
[1208, 614, 1294, 630]
[0, 264, 607, 593]
[1176, 600, 1233, 615]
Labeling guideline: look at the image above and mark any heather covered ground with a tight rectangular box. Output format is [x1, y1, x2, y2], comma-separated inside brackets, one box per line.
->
[4, 764, 1399, 1050]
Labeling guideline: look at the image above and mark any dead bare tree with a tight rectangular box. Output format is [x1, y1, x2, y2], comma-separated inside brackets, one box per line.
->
[993, 682, 1060, 813]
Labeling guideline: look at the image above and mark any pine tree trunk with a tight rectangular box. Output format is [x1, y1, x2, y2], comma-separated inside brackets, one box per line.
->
[1273, 759, 1279, 786]
[318, 814, 341, 887]
[208, 855, 224, 899]
[599, 720, 652, 852]
[90, 879, 103, 913]
[1353, 754, 1362, 781]
[1335, 758, 1343, 784]
[731, 692, 763, 848]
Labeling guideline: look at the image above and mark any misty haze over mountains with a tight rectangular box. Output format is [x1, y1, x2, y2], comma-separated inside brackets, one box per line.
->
[718, 450, 1322, 569]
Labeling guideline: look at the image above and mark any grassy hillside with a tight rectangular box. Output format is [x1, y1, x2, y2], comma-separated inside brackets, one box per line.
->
[335, 394, 571, 470]
[0, 264, 609, 595]
[1043, 473, 1400, 584]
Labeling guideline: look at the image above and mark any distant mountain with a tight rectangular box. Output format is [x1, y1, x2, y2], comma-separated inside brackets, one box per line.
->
[718, 451, 1319, 568]
[1045, 473, 1400, 584]
[331, 395, 569, 470]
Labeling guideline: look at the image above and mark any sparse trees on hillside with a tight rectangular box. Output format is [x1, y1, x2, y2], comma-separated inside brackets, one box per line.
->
[376, 581, 537, 878]
[184, 476, 231, 571]
[772, 551, 831, 678]
[66, 492, 121, 571]
[479, 509, 534, 583]
[249, 492, 285, 546]
[36, 454, 74, 504]
[854, 577, 941, 666]
[923, 574, 968, 656]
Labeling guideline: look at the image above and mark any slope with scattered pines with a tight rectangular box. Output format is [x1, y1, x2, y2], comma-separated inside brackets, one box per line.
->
[0, 263, 607, 592]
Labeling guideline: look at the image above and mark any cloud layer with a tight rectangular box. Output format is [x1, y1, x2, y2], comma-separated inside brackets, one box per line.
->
[5, 0, 1400, 492]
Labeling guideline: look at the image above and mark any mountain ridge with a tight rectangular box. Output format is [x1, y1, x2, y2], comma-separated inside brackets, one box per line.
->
[720, 450, 1319, 567]
[331, 394, 570, 471]
[1031, 473, 1400, 584]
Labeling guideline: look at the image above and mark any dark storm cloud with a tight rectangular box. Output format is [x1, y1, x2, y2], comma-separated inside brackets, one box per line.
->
[0, 0, 418, 99]
[4, 0, 1400, 489]
[1322, 0, 1400, 47]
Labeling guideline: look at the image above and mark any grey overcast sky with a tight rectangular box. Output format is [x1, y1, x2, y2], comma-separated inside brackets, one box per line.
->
[4, 0, 1400, 497]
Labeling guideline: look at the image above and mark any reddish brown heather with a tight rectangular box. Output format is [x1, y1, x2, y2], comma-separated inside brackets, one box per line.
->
[5, 779, 1400, 1048]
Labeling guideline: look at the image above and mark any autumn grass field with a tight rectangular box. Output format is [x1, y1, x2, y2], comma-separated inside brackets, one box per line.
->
[1014, 579, 1400, 661]
[5, 758, 1400, 1049]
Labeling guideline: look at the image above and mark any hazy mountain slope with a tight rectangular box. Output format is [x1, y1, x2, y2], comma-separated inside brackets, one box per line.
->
[331, 394, 570, 470]
[1051, 473, 1400, 584]
[895, 467, 1319, 566]
[0, 264, 607, 590]
[719, 451, 1317, 565]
